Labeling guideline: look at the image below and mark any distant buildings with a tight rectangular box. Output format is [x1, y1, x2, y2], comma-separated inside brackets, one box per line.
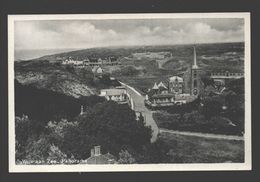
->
[62, 56, 121, 68]
[132, 51, 172, 60]
[92, 66, 104, 75]
[210, 71, 244, 85]
[145, 47, 202, 109]
[62, 57, 86, 67]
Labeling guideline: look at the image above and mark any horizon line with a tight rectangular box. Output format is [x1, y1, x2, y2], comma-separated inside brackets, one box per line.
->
[15, 41, 244, 51]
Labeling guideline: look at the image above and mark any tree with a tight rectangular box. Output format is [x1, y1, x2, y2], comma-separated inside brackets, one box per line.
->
[46, 119, 79, 146]
[47, 145, 67, 163]
[226, 78, 244, 95]
[77, 101, 152, 156]
[200, 74, 214, 88]
[79, 95, 106, 109]
[15, 80, 82, 121]
[77, 68, 94, 85]
[136, 140, 170, 164]
[61, 124, 97, 159]
[118, 150, 136, 164]
[121, 66, 140, 76]
[65, 65, 75, 73]
[200, 96, 223, 119]
[24, 135, 50, 162]
[100, 73, 112, 85]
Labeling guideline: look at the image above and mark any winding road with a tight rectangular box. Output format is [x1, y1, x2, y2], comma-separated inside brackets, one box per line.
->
[119, 81, 244, 142]
[119, 82, 159, 142]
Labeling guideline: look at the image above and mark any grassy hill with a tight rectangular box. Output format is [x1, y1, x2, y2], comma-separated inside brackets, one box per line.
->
[15, 42, 244, 96]
[34, 42, 244, 74]
[158, 132, 244, 163]
[15, 60, 96, 98]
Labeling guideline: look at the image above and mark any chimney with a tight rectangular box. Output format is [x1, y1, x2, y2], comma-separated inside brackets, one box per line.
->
[80, 105, 84, 115]
[94, 146, 101, 156]
[91, 149, 95, 157]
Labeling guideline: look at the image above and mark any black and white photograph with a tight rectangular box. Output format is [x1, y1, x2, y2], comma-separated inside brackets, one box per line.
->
[8, 13, 251, 172]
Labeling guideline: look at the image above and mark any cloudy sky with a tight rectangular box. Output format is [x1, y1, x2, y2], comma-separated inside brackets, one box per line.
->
[14, 18, 244, 50]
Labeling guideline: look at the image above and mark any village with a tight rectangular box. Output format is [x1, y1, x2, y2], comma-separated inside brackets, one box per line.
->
[14, 44, 246, 165]
[60, 46, 245, 164]
[9, 14, 249, 170]
[64, 47, 244, 112]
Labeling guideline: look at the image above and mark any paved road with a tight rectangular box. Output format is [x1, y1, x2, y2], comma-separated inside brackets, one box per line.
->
[119, 82, 159, 142]
[119, 82, 243, 142]
[160, 128, 244, 141]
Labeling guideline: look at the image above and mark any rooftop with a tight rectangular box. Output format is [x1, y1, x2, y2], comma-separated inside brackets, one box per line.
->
[100, 88, 126, 96]
[169, 76, 183, 82]
[151, 93, 174, 99]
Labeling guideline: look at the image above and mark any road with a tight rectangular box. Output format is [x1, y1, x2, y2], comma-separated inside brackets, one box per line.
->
[160, 128, 244, 141]
[119, 82, 159, 142]
[119, 82, 243, 142]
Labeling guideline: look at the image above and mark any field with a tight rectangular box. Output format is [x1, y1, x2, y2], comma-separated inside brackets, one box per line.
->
[159, 132, 244, 163]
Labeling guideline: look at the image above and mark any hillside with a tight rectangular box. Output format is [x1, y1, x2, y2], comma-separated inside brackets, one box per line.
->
[15, 42, 244, 96]
[15, 60, 96, 98]
[34, 42, 244, 73]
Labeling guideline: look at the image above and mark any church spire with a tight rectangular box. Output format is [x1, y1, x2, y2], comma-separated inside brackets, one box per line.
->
[192, 46, 198, 69]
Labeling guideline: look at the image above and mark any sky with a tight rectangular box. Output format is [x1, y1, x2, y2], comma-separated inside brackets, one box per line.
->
[14, 18, 244, 50]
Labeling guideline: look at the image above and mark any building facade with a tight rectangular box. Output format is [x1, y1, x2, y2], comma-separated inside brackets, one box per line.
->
[210, 71, 244, 85]
[168, 76, 184, 94]
[99, 88, 129, 104]
[145, 46, 201, 109]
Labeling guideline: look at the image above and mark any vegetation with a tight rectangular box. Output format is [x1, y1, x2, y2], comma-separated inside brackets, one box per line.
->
[153, 78, 244, 136]
[118, 150, 136, 164]
[15, 80, 105, 121]
[15, 82, 152, 163]
[158, 132, 244, 163]
[14, 42, 245, 164]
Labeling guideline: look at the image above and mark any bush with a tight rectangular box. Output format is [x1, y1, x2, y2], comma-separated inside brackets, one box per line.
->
[76, 101, 152, 157]
[120, 66, 140, 76]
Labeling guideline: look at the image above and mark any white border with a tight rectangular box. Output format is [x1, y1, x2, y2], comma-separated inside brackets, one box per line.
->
[8, 13, 251, 172]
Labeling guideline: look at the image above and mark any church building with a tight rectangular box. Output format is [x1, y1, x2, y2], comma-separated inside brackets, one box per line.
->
[145, 46, 202, 109]
[190, 46, 202, 96]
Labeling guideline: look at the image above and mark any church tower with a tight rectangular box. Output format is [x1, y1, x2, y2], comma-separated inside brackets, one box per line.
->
[191, 46, 201, 96]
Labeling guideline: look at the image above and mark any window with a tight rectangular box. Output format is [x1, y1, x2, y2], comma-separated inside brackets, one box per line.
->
[193, 80, 197, 87]
[193, 70, 197, 77]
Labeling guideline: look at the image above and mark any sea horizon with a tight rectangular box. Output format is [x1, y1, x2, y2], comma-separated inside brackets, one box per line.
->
[14, 41, 244, 61]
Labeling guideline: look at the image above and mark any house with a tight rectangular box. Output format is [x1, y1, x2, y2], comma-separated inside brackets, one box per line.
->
[92, 66, 104, 74]
[99, 88, 128, 104]
[88, 57, 100, 66]
[146, 82, 175, 107]
[85, 146, 117, 164]
[168, 76, 183, 94]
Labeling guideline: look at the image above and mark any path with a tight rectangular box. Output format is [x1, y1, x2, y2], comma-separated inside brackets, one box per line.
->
[118, 82, 243, 142]
[160, 128, 244, 141]
[119, 82, 159, 142]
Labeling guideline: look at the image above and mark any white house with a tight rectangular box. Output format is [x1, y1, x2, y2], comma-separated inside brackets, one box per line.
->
[99, 88, 128, 104]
